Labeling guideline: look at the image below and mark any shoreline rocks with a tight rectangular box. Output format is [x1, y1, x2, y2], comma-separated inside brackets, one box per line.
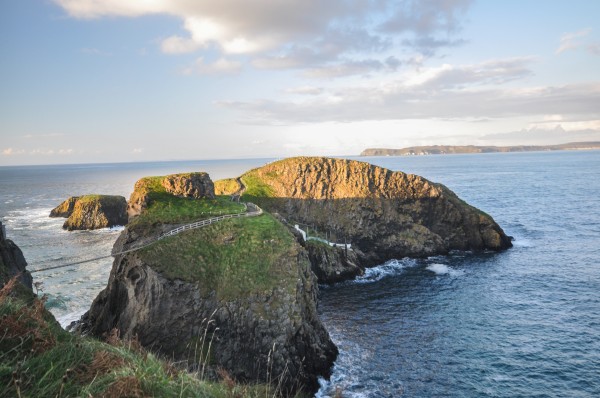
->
[0, 222, 33, 296]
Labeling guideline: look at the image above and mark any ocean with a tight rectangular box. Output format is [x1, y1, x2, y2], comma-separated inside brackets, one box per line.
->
[1, 151, 599, 397]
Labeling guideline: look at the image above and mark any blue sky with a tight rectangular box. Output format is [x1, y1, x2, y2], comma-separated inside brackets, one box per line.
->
[1, 0, 599, 165]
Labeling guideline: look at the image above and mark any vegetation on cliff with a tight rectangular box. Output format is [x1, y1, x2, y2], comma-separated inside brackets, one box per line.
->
[0, 235, 287, 398]
[0, 282, 278, 398]
[139, 213, 296, 300]
[127, 176, 244, 232]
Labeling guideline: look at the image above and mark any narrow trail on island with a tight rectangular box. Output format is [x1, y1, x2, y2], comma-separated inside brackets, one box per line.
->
[30, 202, 263, 274]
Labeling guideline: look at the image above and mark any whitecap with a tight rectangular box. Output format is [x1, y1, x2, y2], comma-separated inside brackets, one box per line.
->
[56, 310, 86, 329]
[354, 258, 417, 284]
[426, 263, 464, 277]
[512, 237, 534, 247]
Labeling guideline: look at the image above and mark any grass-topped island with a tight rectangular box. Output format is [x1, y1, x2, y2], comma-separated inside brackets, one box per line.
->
[76, 171, 338, 397]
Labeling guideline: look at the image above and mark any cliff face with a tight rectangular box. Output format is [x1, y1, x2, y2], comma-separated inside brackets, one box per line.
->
[0, 237, 33, 293]
[78, 175, 337, 395]
[50, 195, 128, 230]
[49, 196, 79, 217]
[162, 172, 215, 199]
[241, 157, 512, 269]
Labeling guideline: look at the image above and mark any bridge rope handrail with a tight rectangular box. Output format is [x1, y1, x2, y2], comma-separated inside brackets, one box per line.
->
[29, 202, 263, 274]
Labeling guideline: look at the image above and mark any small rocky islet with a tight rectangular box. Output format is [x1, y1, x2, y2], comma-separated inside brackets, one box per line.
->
[50, 194, 128, 230]
[38, 157, 511, 395]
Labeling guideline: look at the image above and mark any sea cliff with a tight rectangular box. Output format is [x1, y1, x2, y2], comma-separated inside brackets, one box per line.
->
[217, 157, 512, 282]
[50, 195, 127, 230]
[77, 172, 337, 395]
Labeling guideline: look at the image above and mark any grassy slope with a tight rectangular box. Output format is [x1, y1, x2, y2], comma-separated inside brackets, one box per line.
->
[131, 174, 297, 300]
[0, 283, 274, 398]
[138, 213, 297, 300]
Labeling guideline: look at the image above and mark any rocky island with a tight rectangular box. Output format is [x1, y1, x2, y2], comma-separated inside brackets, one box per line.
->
[217, 157, 512, 283]
[50, 194, 128, 230]
[77, 172, 337, 395]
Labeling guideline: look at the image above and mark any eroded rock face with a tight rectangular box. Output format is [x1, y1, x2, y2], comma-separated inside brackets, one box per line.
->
[162, 172, 215, 199]
[0, 230, 33, 293]
[77, 227, 337, 395]
[49, 196, 79, 218]
[243, 157, 512, 269]
[305, 241, 363, 284]
[51, 195, 128, 231]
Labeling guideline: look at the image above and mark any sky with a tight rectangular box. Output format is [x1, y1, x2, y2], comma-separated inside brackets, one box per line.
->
[1, 0, 599, 165]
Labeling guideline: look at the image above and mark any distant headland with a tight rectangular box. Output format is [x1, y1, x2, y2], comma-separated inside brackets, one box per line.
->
[360, 141, 600, 156]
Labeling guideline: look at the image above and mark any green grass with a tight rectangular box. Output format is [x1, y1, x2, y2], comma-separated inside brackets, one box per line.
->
[138, 213, 298, 300]
[214, 178, 242, 195]
[0, 285, 285, 398]
[130, 176, 245, 231]
[240, 174, 276, 201]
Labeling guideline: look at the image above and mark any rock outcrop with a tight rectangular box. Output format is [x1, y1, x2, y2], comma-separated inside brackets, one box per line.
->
[51, 195, 128, 231]
[0, 222, 33, 295]
[162, 172, 215, 199]
[127, 172, 216, 219]
[49, 196, 79, 217]
[77, 177, 337, 395]
[304, 241, 363, 284]
[239, 157, 512, 274]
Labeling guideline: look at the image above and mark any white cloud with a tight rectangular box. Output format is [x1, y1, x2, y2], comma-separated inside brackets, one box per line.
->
[160, 36, 201, 54]
[183, 57, 242, 75]
[556, 28, 592, 54]
[54, 0, 473, 75]
[220, 80, 600, 124]
[2, 148, 25, 156]
[132, 148, 144, 154]
[284, 86, 324, 96]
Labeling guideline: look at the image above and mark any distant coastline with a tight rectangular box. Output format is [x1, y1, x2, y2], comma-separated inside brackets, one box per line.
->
[360, 141, 600, 156]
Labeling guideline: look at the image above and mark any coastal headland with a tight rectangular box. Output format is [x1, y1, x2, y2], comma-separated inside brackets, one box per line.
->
[361, 141, 600, 156]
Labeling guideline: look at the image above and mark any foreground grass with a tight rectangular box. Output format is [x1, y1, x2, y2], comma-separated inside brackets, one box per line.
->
[138, 213, 297, 300]
[0, 280, 279, 398]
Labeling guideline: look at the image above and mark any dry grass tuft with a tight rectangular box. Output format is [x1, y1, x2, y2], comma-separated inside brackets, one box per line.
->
[99, 375, 146, 398]
[74, 350, 126, 384]
[0, 281, 55, 354]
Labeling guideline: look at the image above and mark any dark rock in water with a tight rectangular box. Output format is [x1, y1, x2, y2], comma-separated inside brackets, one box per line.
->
[162, 172, 215, 199]
[0, 223, 33, 295]
[305, 240, 363, 284]
[51, 195, 128, 231]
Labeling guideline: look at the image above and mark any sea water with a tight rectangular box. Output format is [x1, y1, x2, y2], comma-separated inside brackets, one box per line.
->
[1, 152, 599, 397]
